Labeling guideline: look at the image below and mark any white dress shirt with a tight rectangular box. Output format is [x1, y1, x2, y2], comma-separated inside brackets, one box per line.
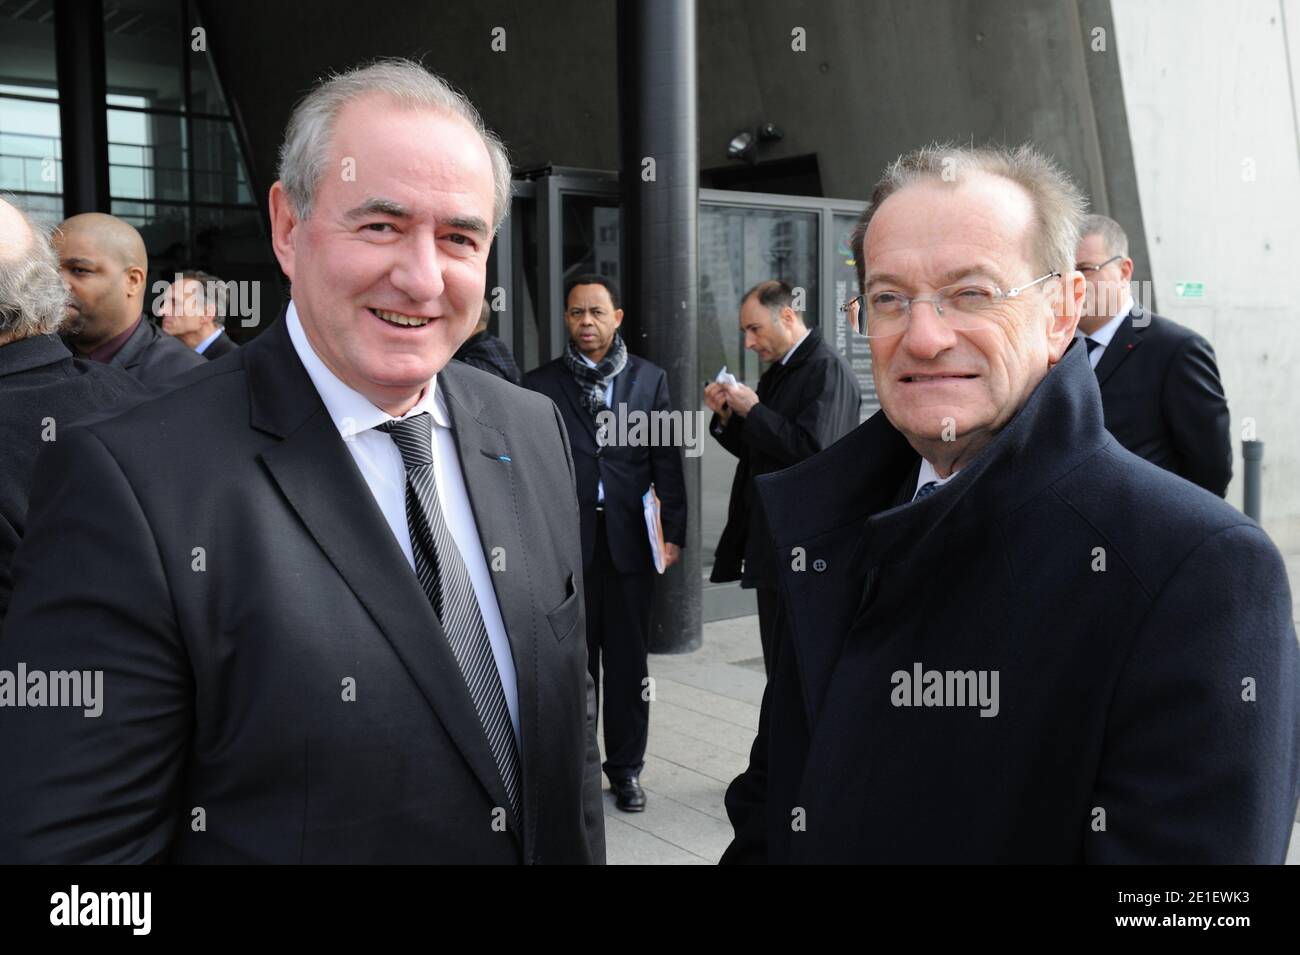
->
[195, 327, 224, 354]
[286, 302, 520, 739]
[1083, 294, 1132, 369]
[914, 457, 961, 501]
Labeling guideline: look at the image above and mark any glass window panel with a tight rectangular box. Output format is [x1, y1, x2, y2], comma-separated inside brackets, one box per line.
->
[191, 117, 251, 204]
[0, 96, 62, 195]
[561, 194, 621, 288]
[188, 38, 229, 117]
[191, 206, 267, 269]
[0, 11, 59, 89]
[104, 0, 185, 110]
[832, 212, 877, 419]
[9, 193, 64, 229]
[516, 197, 541, 372]
[698, 203, 819, 569]
[108, 108, 187, 203]
[110, 199, 190, 286]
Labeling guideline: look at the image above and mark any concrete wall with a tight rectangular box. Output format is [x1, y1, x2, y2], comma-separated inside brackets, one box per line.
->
[201, 1, 1135, 212]
[1112, 0, 1300, 551]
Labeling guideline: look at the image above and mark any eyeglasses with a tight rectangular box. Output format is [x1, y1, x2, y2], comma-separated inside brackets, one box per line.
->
[848, 271, 1060, 340]
[1075, 255, 1122, 274]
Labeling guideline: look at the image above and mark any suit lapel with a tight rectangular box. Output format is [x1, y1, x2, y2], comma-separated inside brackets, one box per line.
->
[110, 319, 151, 372]
[438, 362, 541, 861]
[612, 357, 638, 409]
[249, 317, 520, 851]
[1094, 311, 1143, 387]
[556, 369, 597, 441]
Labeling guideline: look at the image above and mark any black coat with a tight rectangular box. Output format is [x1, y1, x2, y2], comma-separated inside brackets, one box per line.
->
[200, 329, 239, 360]
[1093, 306, 1232, 496]
[455, 330, 522, 386]
[102, 315, 206, 387]
[0, 335, 144, 620]
[526, 353, 687, 574]
[723, 339, 1300, 863]
[0, 315, 605, 863]
[710, 328, 860, 587]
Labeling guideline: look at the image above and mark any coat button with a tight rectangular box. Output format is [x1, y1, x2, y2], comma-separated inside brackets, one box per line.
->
[813, 558, 827, 573]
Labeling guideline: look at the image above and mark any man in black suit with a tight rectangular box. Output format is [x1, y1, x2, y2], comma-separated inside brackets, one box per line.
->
[723, 144, 1299, 864]
[525, 274, 686, 812]
[159, 269, 240, 360]
[454, 298, 521, 384]
[703, 280, 860, 675]
[0, 59, 604, 864]
[53, 213, 205, 387]
[0, 198, 143, 620]
[1076, 214, 1232, 496]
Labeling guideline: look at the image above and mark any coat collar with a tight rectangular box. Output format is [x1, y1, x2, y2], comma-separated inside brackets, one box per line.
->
[108, 316, 157, 370]
[756, 338, 1109, 721]
[0, 333, 73, 377]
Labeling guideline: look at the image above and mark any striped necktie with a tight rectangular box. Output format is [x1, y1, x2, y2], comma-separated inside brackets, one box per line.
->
[378, 413, 522, 824]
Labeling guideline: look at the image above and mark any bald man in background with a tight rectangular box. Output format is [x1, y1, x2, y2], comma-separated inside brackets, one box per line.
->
[0, 198, 143, 619]
[54, 213, 203, 387]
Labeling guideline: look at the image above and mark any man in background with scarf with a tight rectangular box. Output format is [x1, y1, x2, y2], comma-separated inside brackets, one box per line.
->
[526, 274, 687, 812]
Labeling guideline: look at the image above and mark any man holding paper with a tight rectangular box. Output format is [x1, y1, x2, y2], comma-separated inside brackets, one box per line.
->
[525, 274, 687, 812]
[705, 280, 860, 675]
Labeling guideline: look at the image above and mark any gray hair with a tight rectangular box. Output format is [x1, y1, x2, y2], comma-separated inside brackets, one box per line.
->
[851, 143, 1087, 287]
[0, 200, 66, 339]
[1079, 213, 1129, 259]
[277, 58, 512, 231]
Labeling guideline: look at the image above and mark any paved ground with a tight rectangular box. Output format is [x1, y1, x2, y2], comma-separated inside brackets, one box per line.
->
[598, 601, 1300, 865]
[597, 614, 764, 864]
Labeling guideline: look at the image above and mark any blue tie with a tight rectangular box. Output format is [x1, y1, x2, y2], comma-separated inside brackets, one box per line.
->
[913, 480, 939, 502]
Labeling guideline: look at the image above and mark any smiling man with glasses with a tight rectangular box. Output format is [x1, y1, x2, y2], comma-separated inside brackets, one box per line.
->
[1075, 214, 1232, 496]
[722, 144, 1299, 864]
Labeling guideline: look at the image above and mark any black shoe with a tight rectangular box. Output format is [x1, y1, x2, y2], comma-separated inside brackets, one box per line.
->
[610, 775, 646, 812]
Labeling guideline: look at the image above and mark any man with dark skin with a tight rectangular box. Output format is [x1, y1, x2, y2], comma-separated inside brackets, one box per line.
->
[53, 213, 202, 386]
[526, 275, 687, 811]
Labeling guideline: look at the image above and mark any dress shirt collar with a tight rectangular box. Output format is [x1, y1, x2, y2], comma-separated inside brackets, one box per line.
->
[780, 327, 811, 366]
[86, 315, 142, 364]
[914, 456, 961, 500]
[1086, 293, 1132, 349]
[195, 327, 225, 354]
[285, 300, 450, 438]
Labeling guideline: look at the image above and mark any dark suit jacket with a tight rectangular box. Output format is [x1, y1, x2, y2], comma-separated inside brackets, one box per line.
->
[710, 328, 860, 588]
[455, 330, 522, 386]
[722, 339, 1300, 863]
[1092, 306, 1232, 496]
[525, 353, 687, 574]
[105, 315, 206, 387]
[200, 329, 239, 360]
[0, 314, 605, 864]
[0, 335, 144, 621]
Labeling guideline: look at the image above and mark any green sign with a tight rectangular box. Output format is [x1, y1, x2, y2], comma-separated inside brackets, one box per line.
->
[1174, 282, 1205, 298]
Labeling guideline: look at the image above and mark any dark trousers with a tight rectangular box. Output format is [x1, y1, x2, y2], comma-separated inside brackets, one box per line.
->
[756, 586, 782, 678]
[585, 510, 655, 782]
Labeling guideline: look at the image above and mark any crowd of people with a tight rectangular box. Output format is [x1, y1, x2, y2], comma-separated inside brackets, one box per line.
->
[0, 57, 1295, 864]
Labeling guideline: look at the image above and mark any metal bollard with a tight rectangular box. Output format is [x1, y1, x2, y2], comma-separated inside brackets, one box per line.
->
[1242, 440, 1264, 522]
